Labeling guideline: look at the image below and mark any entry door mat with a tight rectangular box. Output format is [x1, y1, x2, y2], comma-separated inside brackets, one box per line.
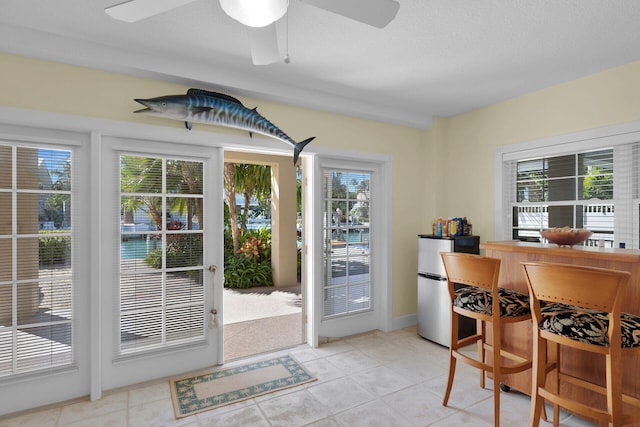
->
[170, 354, 317, 418]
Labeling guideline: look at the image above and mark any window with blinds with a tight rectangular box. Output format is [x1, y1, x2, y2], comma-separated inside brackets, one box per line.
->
[512, 149, 614, 246]
[322, 169, 371, 318]
[0, 145, 73, 377]
[119, 155, 205, 354]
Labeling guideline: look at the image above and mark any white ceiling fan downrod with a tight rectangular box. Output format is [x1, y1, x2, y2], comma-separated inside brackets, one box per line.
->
[284, 2, 291, 64]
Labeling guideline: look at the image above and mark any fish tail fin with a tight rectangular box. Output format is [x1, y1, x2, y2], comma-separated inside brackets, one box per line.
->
[293, 137, 315, 165]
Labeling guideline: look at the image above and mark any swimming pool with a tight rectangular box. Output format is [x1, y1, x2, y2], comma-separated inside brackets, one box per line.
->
[120, 238, 159, 259]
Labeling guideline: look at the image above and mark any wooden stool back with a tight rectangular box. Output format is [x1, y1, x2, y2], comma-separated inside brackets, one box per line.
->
[522, 262, 640, 427]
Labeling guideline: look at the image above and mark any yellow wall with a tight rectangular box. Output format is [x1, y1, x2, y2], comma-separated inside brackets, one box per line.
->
[4, 52, 639, 320]
[427, 61, 640, 242]
[0, 53, 425, 319]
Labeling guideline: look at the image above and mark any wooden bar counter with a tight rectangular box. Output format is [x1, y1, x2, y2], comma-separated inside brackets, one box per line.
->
[481, 240, 640, 426]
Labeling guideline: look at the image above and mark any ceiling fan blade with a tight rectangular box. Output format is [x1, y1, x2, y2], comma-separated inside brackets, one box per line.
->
[105, 0, 199, 23]
[300, 0, 399, 28]
[249, 24, 281, 66]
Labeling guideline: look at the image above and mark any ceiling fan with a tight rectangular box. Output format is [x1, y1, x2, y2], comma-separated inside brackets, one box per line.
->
[104, 0, 400, 65]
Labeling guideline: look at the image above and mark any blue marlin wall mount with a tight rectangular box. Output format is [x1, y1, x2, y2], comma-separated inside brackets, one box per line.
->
[134, 88, 314, 164]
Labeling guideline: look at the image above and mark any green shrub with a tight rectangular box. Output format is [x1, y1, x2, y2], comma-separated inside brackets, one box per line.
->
[144, 234, 203, 269]
[144, 234, 203, 283]
[142, 226, 274, 288]
[39, 231, 70, 267]
[224, 227, 273, 289]
[224, 256, 273, 289]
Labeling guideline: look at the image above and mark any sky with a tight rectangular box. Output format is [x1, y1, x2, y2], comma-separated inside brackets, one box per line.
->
[38, 148, 70, 182]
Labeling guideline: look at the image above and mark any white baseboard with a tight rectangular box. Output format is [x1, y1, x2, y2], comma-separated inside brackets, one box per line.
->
[392, 313, 417, 331]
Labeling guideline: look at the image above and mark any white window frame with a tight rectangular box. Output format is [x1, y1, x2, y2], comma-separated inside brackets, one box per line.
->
[494, 120, 640, 248]
[511, 149, 615, 246]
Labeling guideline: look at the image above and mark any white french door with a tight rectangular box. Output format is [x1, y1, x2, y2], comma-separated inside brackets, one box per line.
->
[98, 137, 223, 391]
[305, 155, 391, 341]
[0, 131, 91, 416]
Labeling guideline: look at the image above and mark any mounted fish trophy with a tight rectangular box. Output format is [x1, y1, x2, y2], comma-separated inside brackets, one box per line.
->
[134, 88, 314, 164]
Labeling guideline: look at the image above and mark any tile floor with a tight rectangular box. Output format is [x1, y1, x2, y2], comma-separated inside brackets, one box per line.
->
[0, 326, 596, 427]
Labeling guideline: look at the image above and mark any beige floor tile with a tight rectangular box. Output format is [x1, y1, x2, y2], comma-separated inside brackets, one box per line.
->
[289, 346, 322, 363]
[311, 341, 357, 357]
[325, 349, 380, 374]
[382, 381, 460, 426]
[57, 393, 128, 425]
[358, 340, 416, 362]
[306, 376, 374, 414]
[128, 398, 195, 427]
[64, 410, 128, 427]
[428, 408, 494, 427]
[423, 372, 495, 411]
[384, 353, 448, 382]
[349, 365, 416, 397]
[197, 404, 270, 427]
[334, 399, 412, 427]
[1, 324, 604, 427]
[0, 407, 60, 427]
[257, 389, 331, 427]
[345, 331, 389, 348]
[304, 416, 345, 427]
[128, 382, 171, 407]
[302, 358, 346, 383]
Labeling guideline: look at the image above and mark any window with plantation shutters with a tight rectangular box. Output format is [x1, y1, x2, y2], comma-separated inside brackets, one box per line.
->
[0, 144, 73, 377]
[119, 155, 206, 354]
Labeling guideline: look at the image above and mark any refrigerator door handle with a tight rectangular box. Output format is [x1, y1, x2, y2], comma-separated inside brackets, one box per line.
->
[418, 272, 448, 281]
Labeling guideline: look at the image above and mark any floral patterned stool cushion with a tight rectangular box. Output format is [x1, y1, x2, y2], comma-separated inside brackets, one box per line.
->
[539, 303, 640, 348]
[454, 286, 530, 318]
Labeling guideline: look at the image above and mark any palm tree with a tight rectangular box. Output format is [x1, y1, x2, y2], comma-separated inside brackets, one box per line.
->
[224, 162, 240, 253]
[120, 156, 204, 230]
[223, 163, 272, 253]
[166, 159, 203, 229]
[120, 156, 163, 227]
[234, 164, 271, 232]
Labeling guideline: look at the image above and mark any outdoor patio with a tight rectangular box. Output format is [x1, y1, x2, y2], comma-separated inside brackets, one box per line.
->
[223, 284, 303, 361]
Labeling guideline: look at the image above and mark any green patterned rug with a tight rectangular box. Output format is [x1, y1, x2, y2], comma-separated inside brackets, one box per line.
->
[170, 354, 316, 418]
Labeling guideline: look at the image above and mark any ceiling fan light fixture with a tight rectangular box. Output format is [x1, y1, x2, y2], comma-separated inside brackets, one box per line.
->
[219, 0, 288, 28]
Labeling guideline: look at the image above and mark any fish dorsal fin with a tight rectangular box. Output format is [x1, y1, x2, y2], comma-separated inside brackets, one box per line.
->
[187, 88, 244, 106]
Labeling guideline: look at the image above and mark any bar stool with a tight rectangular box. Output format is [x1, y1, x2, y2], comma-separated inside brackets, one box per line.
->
[441, 252, 532, 427]
[522, 262, 640, 427]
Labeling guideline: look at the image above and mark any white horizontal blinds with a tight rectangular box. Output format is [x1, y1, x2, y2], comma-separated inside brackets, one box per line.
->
[322, 168, 371, 318]
[119, 155, 205, 354]
[513, 148, 614, 246]
[502, 159, 517, 240]
[613, 144, 633, 247]
[633, 144, 640, 249]
[0, 144, 73, 377]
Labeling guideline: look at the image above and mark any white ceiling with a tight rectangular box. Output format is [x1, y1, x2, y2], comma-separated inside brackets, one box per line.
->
[1, 0, 640, 128]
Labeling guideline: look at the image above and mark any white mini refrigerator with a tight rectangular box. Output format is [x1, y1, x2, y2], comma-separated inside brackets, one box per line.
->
[417, 234, 479, 347]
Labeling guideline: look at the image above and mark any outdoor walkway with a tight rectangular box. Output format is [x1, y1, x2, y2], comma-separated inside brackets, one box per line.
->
[223, 285, 303, 361]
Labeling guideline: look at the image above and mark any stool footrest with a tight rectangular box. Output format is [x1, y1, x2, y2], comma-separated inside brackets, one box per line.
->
[559, 372, 640, 408]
